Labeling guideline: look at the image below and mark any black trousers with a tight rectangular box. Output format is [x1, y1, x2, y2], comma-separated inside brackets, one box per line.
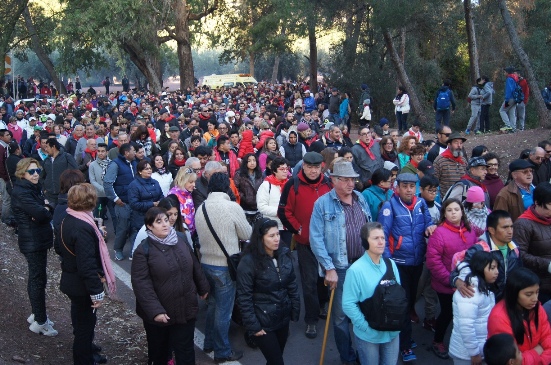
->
[143, 320, 196, 365]
[397, 264, 423, 351]
[480, 104, 491, 132]
[434, 292, 454, 343]
[255, 324, 289, 365]
[69, 295, 97, 365]
[24, 250, 48, 324]
[296, 243, 323, 325]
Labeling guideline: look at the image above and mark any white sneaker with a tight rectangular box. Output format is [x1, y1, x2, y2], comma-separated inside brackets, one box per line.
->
[29, 320, 58, 336]
[27, 314, 54, 326]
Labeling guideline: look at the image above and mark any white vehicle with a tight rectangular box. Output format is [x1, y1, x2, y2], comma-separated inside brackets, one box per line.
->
[201, 74, 258, 89]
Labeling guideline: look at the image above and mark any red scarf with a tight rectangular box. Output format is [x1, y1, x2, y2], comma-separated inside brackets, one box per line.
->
[85, 148, 97, 160]
[441, 148, 466, 165]
[518, 206, 551, 225]
[396, 194, 417, 211]
[461, 173, 488, 192]
[410, 159, 420, 168]
[173, 158, 186, 167]
[443, 220, 468, 243]
[265, 175, 288, 192]
[359, 139, 376, 160]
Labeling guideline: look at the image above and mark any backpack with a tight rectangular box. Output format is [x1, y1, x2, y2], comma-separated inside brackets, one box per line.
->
[436, 90, 451, 110]
[512, 80, 524, 104]
[359, 257, 408, 331]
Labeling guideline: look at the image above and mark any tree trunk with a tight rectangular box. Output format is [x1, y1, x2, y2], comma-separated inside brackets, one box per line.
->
[308, 22, 318, 92]
[497, 0, 551, 128]
[0, 0, 29, 77]
[121, 40, 162, 93]
[383, 29, 427, 124]
[342, 4, 365, 72]
[172, 0, 195, 90]
[23, 6, 67, 94]
[399, 27, 406, 64]
[249, 52, 255, 76]
[464, 0, 480, 84]
[271, 55, 280, 84]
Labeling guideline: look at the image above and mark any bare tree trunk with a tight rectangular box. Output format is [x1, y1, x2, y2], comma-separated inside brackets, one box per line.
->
[0, 0, 28, 77]
[308, 23, 318, 92]
[23, 6, 67, 94]
[342, 4, 365, 71]
[383, 29, 427, 124]
[271, 55, 280, 84]
[122, 41, 162, 93]
[464, 0, 480, 84]
[172, 0, 195, 90]
[497, 0, 551, 127]
[399, 27, 406, 64]
[249, 52, 255, 76]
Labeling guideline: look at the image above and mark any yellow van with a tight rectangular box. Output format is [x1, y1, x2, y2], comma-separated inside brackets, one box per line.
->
[201, 74, 258, 89]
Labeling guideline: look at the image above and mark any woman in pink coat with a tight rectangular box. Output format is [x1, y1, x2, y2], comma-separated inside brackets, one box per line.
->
[426, 198, 478, 360]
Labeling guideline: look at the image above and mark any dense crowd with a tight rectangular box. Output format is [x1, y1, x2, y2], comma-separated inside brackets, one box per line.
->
[2, 75, 551, 365]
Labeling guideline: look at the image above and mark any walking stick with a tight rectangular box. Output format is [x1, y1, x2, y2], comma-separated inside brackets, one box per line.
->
[319, 288, 335, 365]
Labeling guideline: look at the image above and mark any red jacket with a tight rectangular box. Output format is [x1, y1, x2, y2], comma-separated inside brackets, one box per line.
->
[277, 170, 332, 245]
[214, 149, 238, 178]
[519, 78, 530, 104]
[238, 129, 254, 159]
[256, 130, 275, 151]
[488, 300, 551, 365]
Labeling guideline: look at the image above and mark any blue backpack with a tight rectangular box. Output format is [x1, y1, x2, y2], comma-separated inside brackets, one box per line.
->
[512, 80, 524, 104]
[436, 90, 451, 110]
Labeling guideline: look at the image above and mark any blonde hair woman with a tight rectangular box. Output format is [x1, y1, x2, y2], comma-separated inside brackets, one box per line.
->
[168, 167, 198, 235]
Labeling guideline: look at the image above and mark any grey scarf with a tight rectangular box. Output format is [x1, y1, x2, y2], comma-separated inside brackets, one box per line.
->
[96, 157, 111, 179]
[147, 227, 178, 246]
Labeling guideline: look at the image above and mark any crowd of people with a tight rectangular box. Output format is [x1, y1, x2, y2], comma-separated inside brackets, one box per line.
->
[2, 76, 551, 365]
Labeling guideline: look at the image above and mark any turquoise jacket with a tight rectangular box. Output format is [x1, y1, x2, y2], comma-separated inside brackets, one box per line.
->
[362, 185, 393, 221]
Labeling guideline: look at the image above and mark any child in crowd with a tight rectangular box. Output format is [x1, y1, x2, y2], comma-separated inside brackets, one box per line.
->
[380, 118, 390, 136]
[483, 334, 523, 365]
[464, 186, 491, 237]
[359, 98, 371, 127]
[403, 119, 424, 142]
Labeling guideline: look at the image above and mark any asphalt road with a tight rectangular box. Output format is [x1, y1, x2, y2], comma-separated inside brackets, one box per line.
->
[104, 217, 453, 365]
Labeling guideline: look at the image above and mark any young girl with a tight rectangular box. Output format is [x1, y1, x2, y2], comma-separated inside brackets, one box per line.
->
[464, 186, 491, 237]
[449, 251, 498, 365]
[488, 267, 551, 365]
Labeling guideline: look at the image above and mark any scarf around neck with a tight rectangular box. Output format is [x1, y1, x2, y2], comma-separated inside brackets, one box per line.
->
[265, 174, 288, 192]
[381, 150, 397, 162]
[461, 173, 488, 192]
[66, 208, 117, 297]
[518, 206, 551, 225]
[96, 157, 111, 179]
[443, 220, 468, 243]
[359, 139, 375, 160]
[173, 158, 186, 167]
[147, 227, 179, 246]
[441, 148, 466, 165]
[396, 194, 417, 211]
[85, 148, 97, 160]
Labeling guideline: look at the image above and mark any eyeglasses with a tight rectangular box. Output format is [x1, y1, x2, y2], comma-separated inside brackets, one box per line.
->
[533, 156, 544, 161]
[516, 169, 533, 175]
[439, 133, 451, 137]
[424, 189, 438, 194]
[218, 126, 227, 130]
[545, 150, 551, 154]
[336, 177, 355, 184]
[277, 167, 289, 171]
[26, 168, 42, 175]
[360, 132, 370, 136]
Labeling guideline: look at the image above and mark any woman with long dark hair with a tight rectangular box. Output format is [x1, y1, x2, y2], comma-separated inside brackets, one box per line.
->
[132, 207, 209, 365]
[168, 146, 187, 178]
[234, 153, 263, 224]
[488, 267, 551, 364]
[131, 125, 158, 158]
[393, 86, 410, 134]
[427, 199, 478, 359]
[379, 136, 399, 166]
[236, 219, 300, 365]
[449, 251, 498, 365]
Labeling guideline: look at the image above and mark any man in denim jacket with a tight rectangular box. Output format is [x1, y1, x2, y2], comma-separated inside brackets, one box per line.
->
[310, 160, 371, 365]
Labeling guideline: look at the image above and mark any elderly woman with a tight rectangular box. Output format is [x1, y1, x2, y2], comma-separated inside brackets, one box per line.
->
[60, 184, 116, 365]
[132, 207, 209, 365]
[11, 158, 57, 336]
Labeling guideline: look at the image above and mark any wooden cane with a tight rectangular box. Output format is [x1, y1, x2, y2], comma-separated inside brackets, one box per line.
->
[319, 288, 336, 365]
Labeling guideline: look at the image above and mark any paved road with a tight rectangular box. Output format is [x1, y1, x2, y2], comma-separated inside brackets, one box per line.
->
[106, 221, 453, 365]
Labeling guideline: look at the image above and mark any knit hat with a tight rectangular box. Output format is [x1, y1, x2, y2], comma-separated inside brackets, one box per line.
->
[379, 118, 389, 127]
[297, 122, 309, 132]
[466, 186, 485, 203]
[361, 84, 368, 90]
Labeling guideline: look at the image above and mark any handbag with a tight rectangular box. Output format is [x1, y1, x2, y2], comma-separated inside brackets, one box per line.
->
[201, 204, 241, 281]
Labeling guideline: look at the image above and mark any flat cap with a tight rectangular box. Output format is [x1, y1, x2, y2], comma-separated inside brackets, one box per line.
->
[396, 173, 419, 183]
[303, 152, 323, 165]
[509, 159, 533, 172]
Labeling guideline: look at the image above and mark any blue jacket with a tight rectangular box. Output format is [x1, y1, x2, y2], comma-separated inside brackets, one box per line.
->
[103, 155, 137, 203]
[377, 195, 433, 266]
[504, 75, 517, 102]
[310, 190, 371, 271]
[542, 87, 551, 109]
[361, 185, 393, 221]
[303, 96, 316, 113]
[128, 176, 164, 229]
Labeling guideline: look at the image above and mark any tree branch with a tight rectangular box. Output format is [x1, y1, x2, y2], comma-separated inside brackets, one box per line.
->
[189, 0, 218, 20]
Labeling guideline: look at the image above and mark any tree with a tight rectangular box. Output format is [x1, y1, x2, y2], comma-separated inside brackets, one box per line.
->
[497, 0, 551, 127]
[0, 0, 29, 77]
[22, 5, 66, 94]
[464, 0, 480, 84]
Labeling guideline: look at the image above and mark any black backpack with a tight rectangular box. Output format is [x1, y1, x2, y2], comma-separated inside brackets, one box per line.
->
[359, 258, 408, 331]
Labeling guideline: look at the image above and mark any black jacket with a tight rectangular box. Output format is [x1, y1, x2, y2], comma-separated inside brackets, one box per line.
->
[52, 194, 68, 255]
[236, 247, 300, 333]
[6, 153, 22, 194]
[11, 179, 53, 254]
[59, 215, 104, 298]
[128, 176, 164, 230]
[233, 171, 263, 211]
[40, 151, 78, 197]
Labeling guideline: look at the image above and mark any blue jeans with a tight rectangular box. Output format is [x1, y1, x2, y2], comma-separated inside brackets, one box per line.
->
[113, 203, 132, 253]
[356, 334, 399, 365]
[202, 264, 236, 358]
[329, 113, 342, 128]
[435, 109, 451, 131]
[333, 268, 357, 363]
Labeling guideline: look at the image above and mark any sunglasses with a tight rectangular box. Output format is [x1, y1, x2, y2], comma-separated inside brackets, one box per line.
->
[439, 133, 451, 137]
[27, 168, 42, 175]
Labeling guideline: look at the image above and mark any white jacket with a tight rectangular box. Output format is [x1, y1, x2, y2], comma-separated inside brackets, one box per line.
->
[256, 180, 283, 230]
[151, 171, 173, 196]
[449, 275, 495, 360]
[393, 94, 410, 113]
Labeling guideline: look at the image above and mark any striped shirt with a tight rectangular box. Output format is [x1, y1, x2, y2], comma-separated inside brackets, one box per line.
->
[342, 195, 367, 262]
[433, 154, 467, 195]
